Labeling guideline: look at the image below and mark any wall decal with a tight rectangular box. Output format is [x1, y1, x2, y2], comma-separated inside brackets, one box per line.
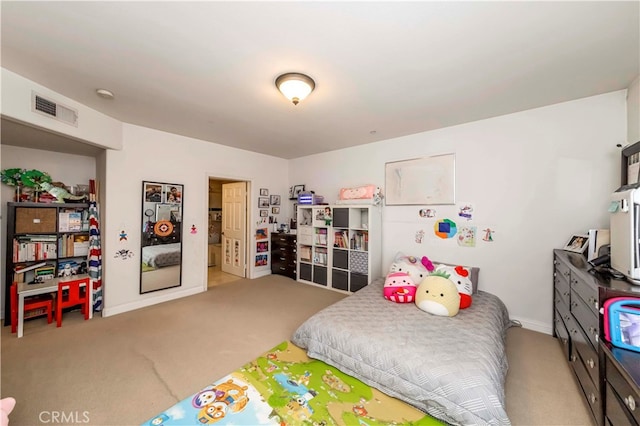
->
[482, 228, 496, 242]
[119, 230, 128, 241]
[114, 249, 134, 259]
[457, 203, 474, 221]
[190, 225, 197, 234]
[419, 208, 436, 218]
[457, 225, 477, 247]
[434, 218, 457, 239]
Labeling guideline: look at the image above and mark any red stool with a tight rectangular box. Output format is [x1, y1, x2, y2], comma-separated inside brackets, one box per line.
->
[56, 278, 90, 327]
[10, 282, 54, 334]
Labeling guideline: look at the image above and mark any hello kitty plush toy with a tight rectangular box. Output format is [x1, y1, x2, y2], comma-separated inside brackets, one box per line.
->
[383, 272, 417, 303]
[434, 264, 473, 309]
[388, 252, 429, 283]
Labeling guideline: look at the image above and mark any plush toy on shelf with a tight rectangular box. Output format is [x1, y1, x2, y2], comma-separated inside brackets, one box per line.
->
[383, 271, 417, 303]
[415, 271, 461, 317]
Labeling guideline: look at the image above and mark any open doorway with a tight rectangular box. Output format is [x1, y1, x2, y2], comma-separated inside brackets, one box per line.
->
[207, 177, 248, 288]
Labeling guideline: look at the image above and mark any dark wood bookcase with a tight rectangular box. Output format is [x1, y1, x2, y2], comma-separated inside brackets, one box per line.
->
[4, 202, 90, 326]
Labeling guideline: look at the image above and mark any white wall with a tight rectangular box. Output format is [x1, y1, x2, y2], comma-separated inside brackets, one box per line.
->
[290, 91, 627, 333]
[101, 124, 290, 316]
[0, 145, 97, 317]
[628, 75, 640, 143]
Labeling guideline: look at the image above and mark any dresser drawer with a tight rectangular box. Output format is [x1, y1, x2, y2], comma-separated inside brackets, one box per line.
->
[271, 247, 297, 261]
[555, 258, 571, 283]
[572, 344, 602, 424]
[571, 274, 599, 316]
[271, 234, 296, 247]
[555, 289, 570, 320]
[555, 272, 571, 308]
[606, 383, 638, 426]
[606, 355, 640, 425]
[571, 289, 599, 350]
[555, 308, 571, 360]
[573, 324, 600, 387]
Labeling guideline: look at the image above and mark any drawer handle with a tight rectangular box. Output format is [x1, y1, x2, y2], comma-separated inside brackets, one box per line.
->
[589, 393, 596, 404]
[587, 358, 595, 369]
[571, 355, 577, 362]
[625, 395, 636, 411]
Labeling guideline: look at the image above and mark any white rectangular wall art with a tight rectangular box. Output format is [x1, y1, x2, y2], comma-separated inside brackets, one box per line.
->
[385, 153, 455, 205]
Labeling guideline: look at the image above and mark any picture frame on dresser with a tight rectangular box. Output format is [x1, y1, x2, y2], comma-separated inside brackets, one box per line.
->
[563, 234, 589, 253]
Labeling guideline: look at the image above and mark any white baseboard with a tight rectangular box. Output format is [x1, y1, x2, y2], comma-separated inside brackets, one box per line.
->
[510, 316, 552, 335]
[102, 286, 204, 317]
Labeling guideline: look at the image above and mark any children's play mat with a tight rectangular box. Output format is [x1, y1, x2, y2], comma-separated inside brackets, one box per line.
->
[142, 340, 443, 425]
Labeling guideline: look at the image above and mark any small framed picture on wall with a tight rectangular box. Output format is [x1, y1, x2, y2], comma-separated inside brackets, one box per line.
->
[259, 197, 269, 208]
[270, 195, 281, 206]
[259, 209, 268, 217]
[272, 207, 280, 214]
[260, 188, 269, 196]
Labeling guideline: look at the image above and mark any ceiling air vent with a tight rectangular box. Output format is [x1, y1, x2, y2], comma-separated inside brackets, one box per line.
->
[31, 92, 78, 127]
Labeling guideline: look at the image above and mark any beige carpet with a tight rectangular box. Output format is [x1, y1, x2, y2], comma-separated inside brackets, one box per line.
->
[1, 275, 592, 425]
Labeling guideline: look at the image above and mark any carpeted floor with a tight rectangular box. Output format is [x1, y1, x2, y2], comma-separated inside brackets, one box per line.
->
[1, 275, 593, 425]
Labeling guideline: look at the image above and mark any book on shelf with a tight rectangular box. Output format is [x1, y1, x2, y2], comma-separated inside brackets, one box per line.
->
[12, 238, 57, 262]
[315, 228, 328, 246]
[58, 234, 90, 258]
[300, 246, 312, 262]
[59, 211, 83, 232]
[313, 247, 328, 265]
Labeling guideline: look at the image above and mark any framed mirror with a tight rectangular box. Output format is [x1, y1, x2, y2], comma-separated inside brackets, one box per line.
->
[140, 181, 183, 293]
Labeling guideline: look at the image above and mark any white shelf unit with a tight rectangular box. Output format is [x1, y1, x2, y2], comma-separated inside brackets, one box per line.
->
[296, 204, 381, 293]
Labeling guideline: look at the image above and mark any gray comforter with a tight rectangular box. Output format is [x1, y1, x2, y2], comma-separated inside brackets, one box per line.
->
[291, 278, 512, 425]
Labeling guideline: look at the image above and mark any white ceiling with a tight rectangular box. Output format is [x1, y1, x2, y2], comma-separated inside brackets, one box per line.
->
[1, 1, 638, 159]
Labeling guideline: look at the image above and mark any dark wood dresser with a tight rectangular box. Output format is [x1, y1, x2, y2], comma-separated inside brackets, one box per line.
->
[553, 249, 640, 425]
[271, 233, 297, 279]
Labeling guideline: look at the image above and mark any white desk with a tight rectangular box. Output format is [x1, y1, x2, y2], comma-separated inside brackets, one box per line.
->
[17, 274, 92, 338]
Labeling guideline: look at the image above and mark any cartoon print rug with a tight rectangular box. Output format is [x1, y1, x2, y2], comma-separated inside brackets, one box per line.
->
[143, 340, 444, 426]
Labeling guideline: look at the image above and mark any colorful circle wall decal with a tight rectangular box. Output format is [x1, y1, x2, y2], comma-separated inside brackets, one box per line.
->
[434, 218, 457, 239]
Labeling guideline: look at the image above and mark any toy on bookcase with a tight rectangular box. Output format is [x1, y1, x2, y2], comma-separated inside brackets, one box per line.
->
[39, 182, 87, 203]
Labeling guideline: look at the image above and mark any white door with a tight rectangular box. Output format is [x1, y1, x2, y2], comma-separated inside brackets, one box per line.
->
[221, 182, 247, 277]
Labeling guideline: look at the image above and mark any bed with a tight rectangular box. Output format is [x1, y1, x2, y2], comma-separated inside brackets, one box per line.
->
[291, 277, 513, 425]
[141, 242, 182, 269]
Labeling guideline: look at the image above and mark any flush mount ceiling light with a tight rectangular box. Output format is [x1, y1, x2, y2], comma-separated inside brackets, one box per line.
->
[95, 88, 114, 100]
[275, 73, 315, 105]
